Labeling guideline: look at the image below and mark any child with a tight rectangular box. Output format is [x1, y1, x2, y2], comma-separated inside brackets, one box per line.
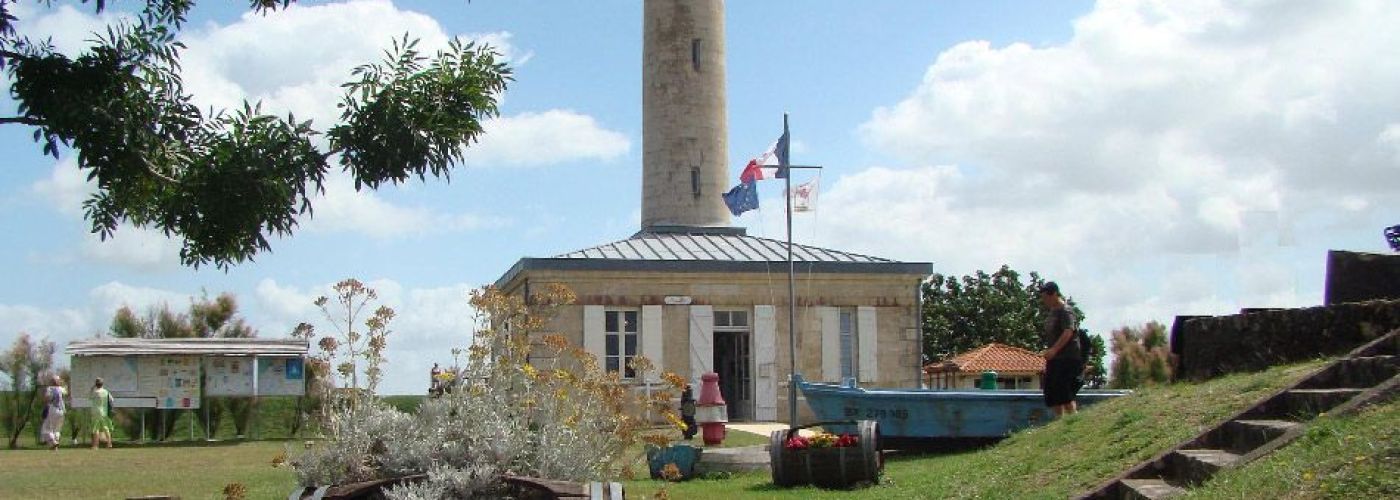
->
[680, 385, 697, 440]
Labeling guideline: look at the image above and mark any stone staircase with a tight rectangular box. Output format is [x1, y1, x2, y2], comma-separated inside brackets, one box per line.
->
[1079, 329, 1399, 500]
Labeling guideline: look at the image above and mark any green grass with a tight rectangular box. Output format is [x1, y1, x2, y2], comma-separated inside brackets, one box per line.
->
[7, 362, 1391, 500]
[0, 440, 296, 499]
[628, 360, 1329, 499]
[1185, 402, 1398, 499]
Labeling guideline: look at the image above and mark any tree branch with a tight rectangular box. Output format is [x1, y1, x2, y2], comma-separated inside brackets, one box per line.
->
[138, 156, 181, 184]
[0, 116, 43, 126]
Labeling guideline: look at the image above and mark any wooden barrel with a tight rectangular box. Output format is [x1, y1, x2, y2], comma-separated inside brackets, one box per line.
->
[769, 420, 882, 488]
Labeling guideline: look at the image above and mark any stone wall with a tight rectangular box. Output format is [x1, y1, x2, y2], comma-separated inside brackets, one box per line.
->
[1325, 250, 1400, 305]
[1176, 300, 1400, 380]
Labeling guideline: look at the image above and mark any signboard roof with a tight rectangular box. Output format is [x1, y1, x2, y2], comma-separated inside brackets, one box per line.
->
[67, 338, 309, 357]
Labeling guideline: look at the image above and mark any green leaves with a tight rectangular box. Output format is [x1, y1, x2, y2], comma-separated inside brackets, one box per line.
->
[2, 2, 511, 269]
[330, 35, 512, 190]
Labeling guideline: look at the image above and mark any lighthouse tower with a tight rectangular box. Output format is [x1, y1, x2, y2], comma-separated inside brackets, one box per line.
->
[641, 0, 729, 230]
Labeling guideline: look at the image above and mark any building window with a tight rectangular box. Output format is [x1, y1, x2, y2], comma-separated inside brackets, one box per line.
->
[691, 167, 701, 196]
[691, 38, 702, 72]
[839, 308, 856, 380]
[714, 310, 748, 330]
[605, 309, 638, 378]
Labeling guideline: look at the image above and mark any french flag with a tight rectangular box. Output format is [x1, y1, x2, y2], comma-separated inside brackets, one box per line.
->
[739, 127, 790, 183]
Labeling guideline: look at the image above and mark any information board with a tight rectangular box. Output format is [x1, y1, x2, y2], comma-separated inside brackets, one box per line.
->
[139, 356, 201, 409]
[70, 356, 139, 394]
[256, 357, 306, 396]
[203, 356, 255, 396]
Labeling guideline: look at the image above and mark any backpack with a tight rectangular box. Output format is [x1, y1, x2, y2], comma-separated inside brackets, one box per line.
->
[1077, 329, 1096, 360]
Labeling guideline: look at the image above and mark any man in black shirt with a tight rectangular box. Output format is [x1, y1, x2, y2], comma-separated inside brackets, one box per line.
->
[1039, 281, 1083, 417]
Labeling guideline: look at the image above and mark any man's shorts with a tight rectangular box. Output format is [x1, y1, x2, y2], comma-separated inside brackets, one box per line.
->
[1043, 357, 1084, 407]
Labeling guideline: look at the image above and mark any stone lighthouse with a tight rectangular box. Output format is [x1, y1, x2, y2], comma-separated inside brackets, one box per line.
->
[641, 0, 729, 229]
[494, 0, 932, 424]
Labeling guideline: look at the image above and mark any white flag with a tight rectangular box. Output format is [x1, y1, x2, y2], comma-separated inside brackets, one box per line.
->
[792, 179, 819, 212]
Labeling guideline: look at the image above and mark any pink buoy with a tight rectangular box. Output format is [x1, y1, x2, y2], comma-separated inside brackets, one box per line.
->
[695, 372, 728, 445]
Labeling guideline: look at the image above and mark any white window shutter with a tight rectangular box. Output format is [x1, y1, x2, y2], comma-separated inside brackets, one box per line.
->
[688, 305, 714, 383]
[753, 305, 778, 421]
[583, 305, 605, 364]
[641, 305, 663, 383]
[858, 306, 878, 383]
[819, 306, 840, 382]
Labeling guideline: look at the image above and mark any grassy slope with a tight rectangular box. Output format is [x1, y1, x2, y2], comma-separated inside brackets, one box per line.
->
[1185, 401, 1398, 499]
[634, 360, 1330, 499]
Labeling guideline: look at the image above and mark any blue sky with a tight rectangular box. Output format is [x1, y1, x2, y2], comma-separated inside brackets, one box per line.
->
[2, 0, 1397, 394]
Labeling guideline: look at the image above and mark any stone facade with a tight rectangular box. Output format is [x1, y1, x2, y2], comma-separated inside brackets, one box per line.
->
[499, 267, 925, 424]
[1175, 299, 1400, 380]
[642, 0, 730, 229]
[1324, 250, 1400, 305]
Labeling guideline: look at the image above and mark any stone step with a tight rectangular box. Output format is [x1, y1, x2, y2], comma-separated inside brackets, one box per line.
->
[1211, 419, 1301, 454]
[1119, 478, 1186, 500]
[1298, 355, 1398, 390]
[1246, 388, 1364, 420]
[1167, 449, 1240, 486]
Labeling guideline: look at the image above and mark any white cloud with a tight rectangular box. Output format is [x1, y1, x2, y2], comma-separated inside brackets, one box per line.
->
[800, 0, 1400, 338]
[252, 277, 479, 394]
[467, 110, 631, 168]
[302, 174, 511, 239]
[31, 157, 90, 217]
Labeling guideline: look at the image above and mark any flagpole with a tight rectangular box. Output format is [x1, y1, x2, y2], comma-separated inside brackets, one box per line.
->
[784, 113, 798, 428]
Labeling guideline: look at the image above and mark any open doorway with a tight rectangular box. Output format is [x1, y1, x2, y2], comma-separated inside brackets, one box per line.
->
[713, 310, 752, 421]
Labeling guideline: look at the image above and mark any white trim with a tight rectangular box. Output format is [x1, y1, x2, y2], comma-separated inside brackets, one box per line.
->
[583, 305, 605, 363]
[641, 305, 664, 383]
[688, 305, 714, 383]
[753, 305, 778, 421]
[819, 306, 840, 382]
[858, 306, 878, 383]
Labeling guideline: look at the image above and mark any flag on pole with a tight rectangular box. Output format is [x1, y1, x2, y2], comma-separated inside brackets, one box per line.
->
[792, 178, 818, 212]
[722, 180, 759, 216]
[739, 126, 792, 183]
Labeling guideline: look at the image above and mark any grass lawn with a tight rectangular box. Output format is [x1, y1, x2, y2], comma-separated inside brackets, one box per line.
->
[4, 361, 1392, 500]
[0, 440, 296, 500]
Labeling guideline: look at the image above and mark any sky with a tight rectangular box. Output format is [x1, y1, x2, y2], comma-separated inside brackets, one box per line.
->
[1, 0, 1397, 395]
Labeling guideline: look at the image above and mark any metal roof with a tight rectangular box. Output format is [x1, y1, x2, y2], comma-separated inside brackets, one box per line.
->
[67, 338, 309, 357]
[495, 226, 932, 288]
[557, 231, 897, 263]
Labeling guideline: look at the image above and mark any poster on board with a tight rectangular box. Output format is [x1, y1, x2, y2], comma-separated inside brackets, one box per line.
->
[138, 356, 201, 409]
[69, 356, 140, 407]
[256, 357, 306, 396]
[203, 356, 255, 396]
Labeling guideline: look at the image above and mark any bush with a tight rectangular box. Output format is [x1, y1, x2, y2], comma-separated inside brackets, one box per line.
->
[292, 283, 684, 498]
[1109, 321, 1173, 388]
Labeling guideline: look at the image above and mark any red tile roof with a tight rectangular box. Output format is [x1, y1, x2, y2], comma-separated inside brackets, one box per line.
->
[924, 343, 1045, 374]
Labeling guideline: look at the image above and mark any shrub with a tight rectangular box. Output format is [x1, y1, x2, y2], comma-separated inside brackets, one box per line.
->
[1109, 321, 1174, 388]
[292, 283, 684, 498]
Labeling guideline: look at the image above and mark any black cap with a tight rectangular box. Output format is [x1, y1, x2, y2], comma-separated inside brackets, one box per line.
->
[1038, 281, 1060, 296]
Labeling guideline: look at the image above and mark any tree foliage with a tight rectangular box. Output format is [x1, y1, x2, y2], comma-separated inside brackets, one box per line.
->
[921, 265, 1107, 388]
[1, 332, 56, 449]
[0, 0, 511, 269]
[1108, 321, 1174, 389]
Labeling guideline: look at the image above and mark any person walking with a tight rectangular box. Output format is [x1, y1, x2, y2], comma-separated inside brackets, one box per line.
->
[40, 374, 67, 450]
[1038, 282, 1084, 417]
[679, 385, 698, 440]
[90, 378, 115, 449]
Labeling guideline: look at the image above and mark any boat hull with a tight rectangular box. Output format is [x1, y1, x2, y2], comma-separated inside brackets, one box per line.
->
[799, 377, 1130, 438]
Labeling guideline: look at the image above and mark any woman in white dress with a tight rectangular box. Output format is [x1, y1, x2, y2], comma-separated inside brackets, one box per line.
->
[40, 374, 66, 450]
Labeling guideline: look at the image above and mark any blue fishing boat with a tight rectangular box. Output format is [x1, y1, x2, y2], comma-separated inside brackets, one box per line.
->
[797, 375, 1130, 438]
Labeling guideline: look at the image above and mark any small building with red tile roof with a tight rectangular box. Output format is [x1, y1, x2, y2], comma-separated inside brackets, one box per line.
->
[923, 343, 1045, 389]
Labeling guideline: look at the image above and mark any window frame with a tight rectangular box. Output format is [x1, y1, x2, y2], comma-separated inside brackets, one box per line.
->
[604, 308, 640, 379]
